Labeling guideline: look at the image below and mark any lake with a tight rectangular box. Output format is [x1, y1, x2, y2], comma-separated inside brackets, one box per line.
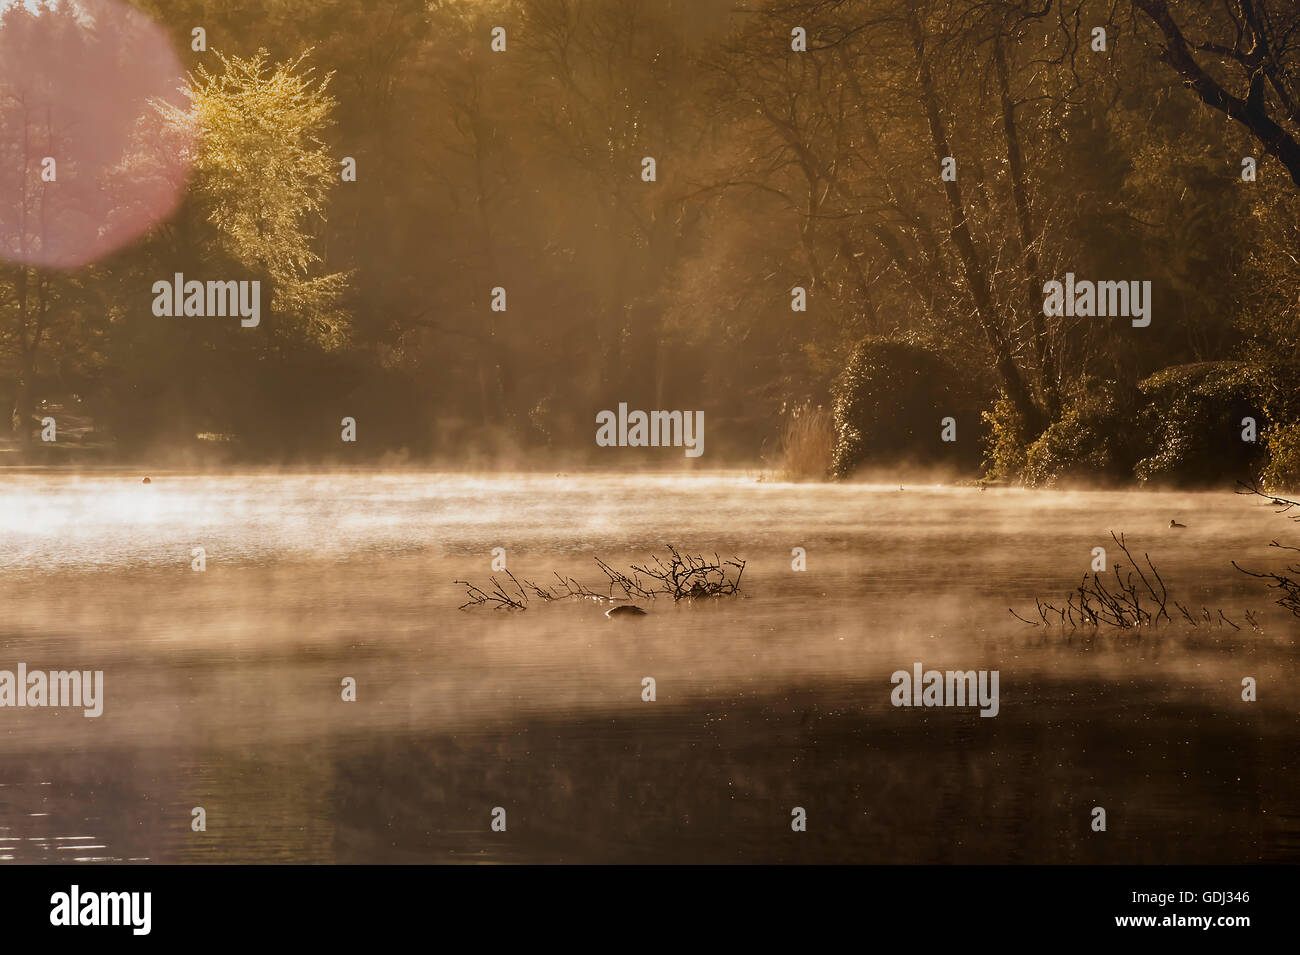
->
[0, 470, 1296, 862]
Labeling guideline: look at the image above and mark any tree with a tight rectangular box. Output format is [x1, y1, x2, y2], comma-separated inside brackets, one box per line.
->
[1130, 0, 1300, 188]
[157, 48, 349, 349]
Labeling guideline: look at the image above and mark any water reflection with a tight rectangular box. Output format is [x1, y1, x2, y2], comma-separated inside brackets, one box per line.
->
[0, 471, 1296, 862]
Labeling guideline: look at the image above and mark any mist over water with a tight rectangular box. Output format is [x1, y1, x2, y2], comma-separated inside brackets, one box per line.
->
[1, 470, 1297, 862]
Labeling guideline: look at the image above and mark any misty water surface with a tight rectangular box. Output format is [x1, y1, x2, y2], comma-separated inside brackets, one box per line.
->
[0, 471, 1296, 862]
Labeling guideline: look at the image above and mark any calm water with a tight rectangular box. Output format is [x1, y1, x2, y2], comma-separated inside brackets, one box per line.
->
[0, 470, 1296, 863]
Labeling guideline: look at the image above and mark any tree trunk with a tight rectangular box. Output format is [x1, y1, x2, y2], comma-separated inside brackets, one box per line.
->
[1132, 0, 1300, 188]
[994, 37, 1058, 417]
[11, 363, 33, 450]
[907, 10, 1045, 437]
[10, 266, 34, 451]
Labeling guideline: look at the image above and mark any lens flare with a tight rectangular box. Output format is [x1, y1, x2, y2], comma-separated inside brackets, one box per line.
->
[0, 0, 194, 268]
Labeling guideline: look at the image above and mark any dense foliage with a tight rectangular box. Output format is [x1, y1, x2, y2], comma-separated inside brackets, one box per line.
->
[831, 337, 985, 477]
[1, 0, 1298, 487]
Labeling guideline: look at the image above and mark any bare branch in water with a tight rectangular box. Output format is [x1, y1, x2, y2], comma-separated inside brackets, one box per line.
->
[458, 546, 747, 610]
[457, 570, 529, 611]
[1232, 484, 1300, 618]
[1233, 559, 1300, 617]
[1236, 480, 1300, 518]
[1012, 531, 1242, 630]
[629, 547, 746, 601]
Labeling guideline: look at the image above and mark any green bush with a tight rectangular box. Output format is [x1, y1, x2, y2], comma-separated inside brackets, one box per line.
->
[1021, 379, 1145, 487]
[1260, 421, 1300, 491]
[1135, 362, 1268, 485]
[1251, 361, 1300, 491]
[981, 393, 1029, 483]
[830, 337, 985, 477]
[987, 362, 1300, 488]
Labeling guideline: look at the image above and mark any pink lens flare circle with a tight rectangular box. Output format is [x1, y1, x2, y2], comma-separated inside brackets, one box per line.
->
[0, 0, 195, 269]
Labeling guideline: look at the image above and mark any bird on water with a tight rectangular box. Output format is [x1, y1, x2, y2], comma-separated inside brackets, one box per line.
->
[1169, 519, 1186, 528]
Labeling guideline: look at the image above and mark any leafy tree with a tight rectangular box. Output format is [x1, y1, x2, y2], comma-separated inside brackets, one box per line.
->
[157, 48, 348, 349]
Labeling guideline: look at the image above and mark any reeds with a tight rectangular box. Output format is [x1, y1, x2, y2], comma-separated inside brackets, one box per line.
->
[774, 401, 833, 481]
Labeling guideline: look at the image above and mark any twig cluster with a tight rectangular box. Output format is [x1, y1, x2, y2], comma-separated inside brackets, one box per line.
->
[629, 547, 746, 601]
[1233, 481, 1300, 617]
[456, 570, 531, 611]
[1010, 532, 1174, 629]
[1168, 602, 1251, 632]
[1235, 480, 1300, 520]
[1010, 532, 1250, 631]
[458, 546, 746, 611]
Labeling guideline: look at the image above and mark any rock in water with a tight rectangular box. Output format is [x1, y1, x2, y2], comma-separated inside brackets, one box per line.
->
[606, 605, 647, 617]
[142, 477, 151, 484]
